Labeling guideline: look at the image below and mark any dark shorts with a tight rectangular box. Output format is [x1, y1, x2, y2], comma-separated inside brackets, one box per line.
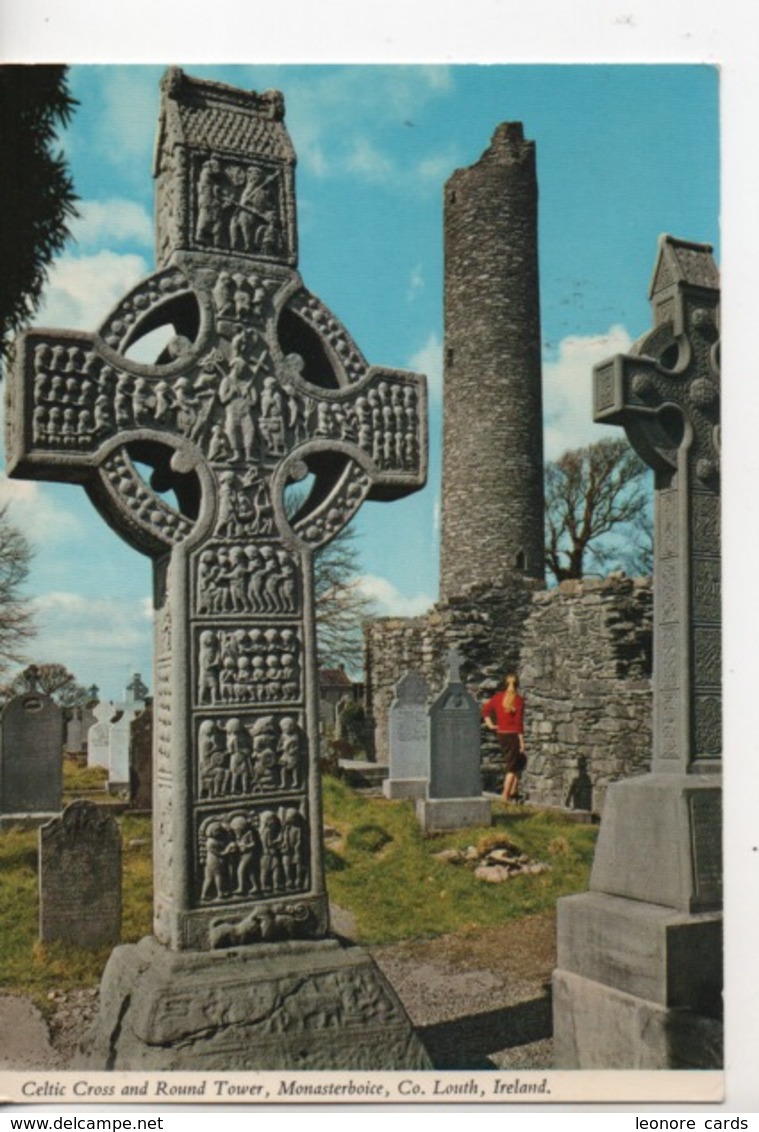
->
[498, 732, 526, 774]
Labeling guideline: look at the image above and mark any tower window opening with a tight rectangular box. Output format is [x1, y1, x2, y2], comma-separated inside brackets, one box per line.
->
[515, 550, 526, 571]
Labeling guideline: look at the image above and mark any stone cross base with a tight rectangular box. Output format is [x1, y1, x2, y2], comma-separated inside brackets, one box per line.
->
[383, 777, 428, 801]
[552, 774, 722, 1069]
[78, 935, 431, 1071]
[588, 775, 722, 912]
[415, 796, 491, 834]
[552, 968, 723, 1070]
[0, 812, 60, 832]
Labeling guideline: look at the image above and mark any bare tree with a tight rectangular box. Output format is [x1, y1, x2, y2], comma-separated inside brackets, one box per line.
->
[1, 662, 91, 708]
[0, 505, 35, 673]
[545, 437, 652, 583]
[313, 524, 376, 672]
[0, 65, 78, 362]
[286, 487, 375, 672]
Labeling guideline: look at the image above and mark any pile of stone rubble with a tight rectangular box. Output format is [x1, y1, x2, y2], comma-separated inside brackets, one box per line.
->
[434, 842, 551, 884]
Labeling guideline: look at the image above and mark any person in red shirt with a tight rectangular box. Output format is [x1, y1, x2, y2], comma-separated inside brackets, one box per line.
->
[482, 672, 526, 803]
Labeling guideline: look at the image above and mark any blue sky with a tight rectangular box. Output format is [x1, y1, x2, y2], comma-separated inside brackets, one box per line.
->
[0, 64, 719, 698]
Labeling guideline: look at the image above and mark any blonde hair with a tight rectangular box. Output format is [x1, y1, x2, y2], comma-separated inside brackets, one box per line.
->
[503, 672, 519, 711]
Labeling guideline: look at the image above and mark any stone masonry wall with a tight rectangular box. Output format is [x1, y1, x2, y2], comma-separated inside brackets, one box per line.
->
[364, 574, 653, 813]
[520, 575, 653, 814]
[364, 571, 540, 771]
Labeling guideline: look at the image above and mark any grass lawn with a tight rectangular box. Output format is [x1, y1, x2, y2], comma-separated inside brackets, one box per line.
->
[321, 776, 597, 945]
[0, 815, 152, 1011]
[0, 776, 596, 1009]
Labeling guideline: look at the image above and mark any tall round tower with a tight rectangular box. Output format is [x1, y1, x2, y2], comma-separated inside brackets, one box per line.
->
[439, 122, 545, 600]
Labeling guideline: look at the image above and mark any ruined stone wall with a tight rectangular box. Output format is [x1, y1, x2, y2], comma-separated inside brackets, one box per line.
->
[520, 575, 653, 814]
[364, 574, 653, 813]
[364, 572, 539, 769]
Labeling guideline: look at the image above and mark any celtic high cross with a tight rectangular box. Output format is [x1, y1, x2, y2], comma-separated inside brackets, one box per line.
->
[6, 69, 427, 951]
[594, 235, 720, 773]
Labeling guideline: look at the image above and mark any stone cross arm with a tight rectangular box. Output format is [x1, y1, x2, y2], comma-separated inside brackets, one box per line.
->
[5, 272, 427, 558]
[593, 235, 719, 488]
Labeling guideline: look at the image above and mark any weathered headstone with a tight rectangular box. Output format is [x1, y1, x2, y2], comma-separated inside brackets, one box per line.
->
[553, 236, 722, 1069]
[416, 649, 490, 832]
[6, 69, 429, 1070]
[129, 705, 153, 810]
[0, 693, 63, 828]
[383, 671, 429, 800]
[87, 700, 116, 769]
[39, 801, 121, 947]
[108, 708, 135, 790]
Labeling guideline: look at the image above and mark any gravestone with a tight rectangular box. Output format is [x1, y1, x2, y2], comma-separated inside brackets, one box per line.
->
[0, 693, 63, 828]
[108, 708, 135, 790]
[416, 649, 490, 832]
[87, 701, 116, 769]
[125, 672, 149, 706]
[383, 671, 429, 800]
[39, 800, 121, 947]
[553, 236, 722, 1069]
[129, 704, 153, 809]
[6, 69, 429, 1070]
[65, 705, 96, 754]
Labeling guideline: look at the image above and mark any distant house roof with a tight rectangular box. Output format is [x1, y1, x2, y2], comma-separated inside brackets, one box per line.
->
[318, 668, 353, 689]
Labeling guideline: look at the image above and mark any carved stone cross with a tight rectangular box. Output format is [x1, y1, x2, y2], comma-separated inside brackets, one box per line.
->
[594, 235, 720, 773]
[6, 68, 427, 952]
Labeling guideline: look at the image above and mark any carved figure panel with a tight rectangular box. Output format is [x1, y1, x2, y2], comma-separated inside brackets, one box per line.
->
[195, 541, 299, 617]
[196, 625, 301, 707]
[198, 801, 310, 903]
[198, 712, 306, 798]
[192, 157, 290, 261]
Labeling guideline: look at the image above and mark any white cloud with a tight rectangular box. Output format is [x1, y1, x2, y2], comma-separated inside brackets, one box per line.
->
[31, 250, 149, 332]
[0, 476, 85, 543]
[71, 199, 153, 250]
[281, 65, 455, 188]
[408, 331, 443, 400]
[345, 136, 395, 181]
[355, 575, 433, 617]
[415, 148, 459, 184]
[543, 325, 633, 460]
[97, 69, 161, 172]
[27, 591, 153, 695]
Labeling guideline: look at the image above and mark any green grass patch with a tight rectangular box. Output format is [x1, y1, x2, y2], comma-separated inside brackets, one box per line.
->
[62, 757, 108, 793]
[0, 779, 596, 1003]
[321, 775, 597, 945]
[0, 815, 152, 1010]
